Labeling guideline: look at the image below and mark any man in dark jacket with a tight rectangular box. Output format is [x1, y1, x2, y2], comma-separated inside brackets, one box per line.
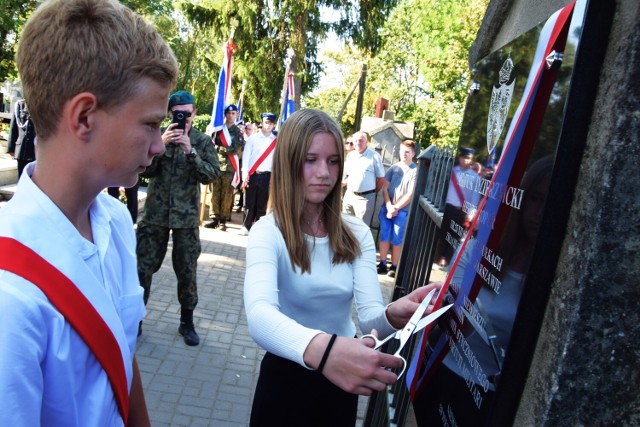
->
[7, 99, 36, 178]
[136, 90, 221, 346]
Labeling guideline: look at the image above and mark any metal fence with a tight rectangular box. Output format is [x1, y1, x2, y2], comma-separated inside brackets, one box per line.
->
[364, 145, 454, 427]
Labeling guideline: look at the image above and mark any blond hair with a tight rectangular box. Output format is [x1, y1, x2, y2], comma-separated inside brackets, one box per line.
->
[16, 0, 178, 140]
[269, 109, 361, 274]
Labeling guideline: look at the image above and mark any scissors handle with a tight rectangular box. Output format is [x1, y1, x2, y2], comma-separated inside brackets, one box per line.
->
[395, 356, 408, 380]
[362, 332, 409, 379]
[361, 331, 397, 350]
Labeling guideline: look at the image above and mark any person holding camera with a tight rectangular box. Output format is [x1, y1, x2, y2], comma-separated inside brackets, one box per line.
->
[136, 90, 220, 346]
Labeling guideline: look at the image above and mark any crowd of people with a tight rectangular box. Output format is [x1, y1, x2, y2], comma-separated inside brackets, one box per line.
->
[0, 0, 437, 425]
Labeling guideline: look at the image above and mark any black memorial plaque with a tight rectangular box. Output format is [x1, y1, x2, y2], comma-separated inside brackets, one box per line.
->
[405, 1, 599, 426]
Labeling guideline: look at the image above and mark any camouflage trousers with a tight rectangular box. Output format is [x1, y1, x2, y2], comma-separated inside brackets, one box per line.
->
[208, 171, 236, 221]
[136, 223, 201, 310]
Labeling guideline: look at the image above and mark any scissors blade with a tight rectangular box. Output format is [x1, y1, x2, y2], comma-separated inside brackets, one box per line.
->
[396, 288, 437, 351]
[411, 303, 454, 336]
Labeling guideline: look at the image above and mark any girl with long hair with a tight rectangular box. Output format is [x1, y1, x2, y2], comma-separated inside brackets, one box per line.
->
[244, 109, 440, 426]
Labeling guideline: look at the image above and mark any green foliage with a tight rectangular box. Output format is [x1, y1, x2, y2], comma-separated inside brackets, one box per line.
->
[2, 0, 454, 146]
[120, 0, 173, 15]
[0, 1, 38, 82]
[191, 114, 212, 133]
[370, 0, 488, 149]
[160, 114, 211, 134]
[306, 0, 489, 150]
[303, 45, 369, 136]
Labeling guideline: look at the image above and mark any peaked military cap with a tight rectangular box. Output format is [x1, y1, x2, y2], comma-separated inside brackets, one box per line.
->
[261, 112, 277, 123]
[459, 147, 477, 157]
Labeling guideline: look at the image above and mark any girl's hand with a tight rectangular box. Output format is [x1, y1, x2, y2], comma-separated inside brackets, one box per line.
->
[385, 282, 443, 329]
[305, 334, 404, 395]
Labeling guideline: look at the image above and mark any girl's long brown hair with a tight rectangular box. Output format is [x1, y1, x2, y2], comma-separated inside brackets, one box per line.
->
[269, 109, 360, 274]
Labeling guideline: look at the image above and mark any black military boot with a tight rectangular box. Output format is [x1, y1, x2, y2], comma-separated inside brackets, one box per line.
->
[219, 220, 227, 231]
[204, 219, 219, 229]
[178, 309, 200, 346]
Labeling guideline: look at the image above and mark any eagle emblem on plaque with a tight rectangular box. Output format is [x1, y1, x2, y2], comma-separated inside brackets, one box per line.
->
[487, 56, 515, 167]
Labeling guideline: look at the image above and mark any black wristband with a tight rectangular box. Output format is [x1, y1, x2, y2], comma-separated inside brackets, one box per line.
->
[317, 334, 337, 373]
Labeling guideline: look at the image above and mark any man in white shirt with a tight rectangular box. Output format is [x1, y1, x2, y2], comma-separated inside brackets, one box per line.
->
[342, 131, 385, 226]
[239, 112, 277, 235]
[0, 0, 178, 424]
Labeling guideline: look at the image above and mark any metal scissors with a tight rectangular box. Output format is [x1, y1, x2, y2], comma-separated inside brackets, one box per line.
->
[362, 288, 454, 379]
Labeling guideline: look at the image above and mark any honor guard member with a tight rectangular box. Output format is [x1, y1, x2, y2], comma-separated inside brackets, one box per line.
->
[205, 104, 244, 231]
[341, 131, 385, 227]
[239, 112, 277, 236]
[136, 90, 221, 346]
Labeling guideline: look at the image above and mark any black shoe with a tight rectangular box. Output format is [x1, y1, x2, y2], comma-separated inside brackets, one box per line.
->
[219, 221, 227, 231]
[178, 322, 200, 346]
[387, 265, 397, 278]
[377, 262, 388, 274]
[204, 219, 219, 229]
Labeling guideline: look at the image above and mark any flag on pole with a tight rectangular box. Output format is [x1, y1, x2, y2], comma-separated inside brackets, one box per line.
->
[210, 39, 241, 187]
[282, 72, 295, 124]
[236, 80, 246, 124]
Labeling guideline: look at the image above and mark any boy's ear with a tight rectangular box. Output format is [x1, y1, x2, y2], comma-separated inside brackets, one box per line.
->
[66, 92, 99, 142]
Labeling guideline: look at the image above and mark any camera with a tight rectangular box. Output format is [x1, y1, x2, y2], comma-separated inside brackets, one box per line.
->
[172, 110, 189, 130]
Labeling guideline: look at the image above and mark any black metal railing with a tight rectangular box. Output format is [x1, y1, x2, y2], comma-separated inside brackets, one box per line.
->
[364, 145, 454, 427]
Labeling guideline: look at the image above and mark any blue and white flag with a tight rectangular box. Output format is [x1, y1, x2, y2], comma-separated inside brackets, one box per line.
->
[210, 40, 240, 187]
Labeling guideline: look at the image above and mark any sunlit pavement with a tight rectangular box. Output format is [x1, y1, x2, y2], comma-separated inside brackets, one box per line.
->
[138, 211, 397, 426]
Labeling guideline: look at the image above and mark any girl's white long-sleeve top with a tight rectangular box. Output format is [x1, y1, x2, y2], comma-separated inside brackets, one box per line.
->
[244, 213, 396, 368]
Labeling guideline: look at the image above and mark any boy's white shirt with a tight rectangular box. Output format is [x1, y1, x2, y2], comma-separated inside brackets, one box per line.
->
[0, 162, 145, 426]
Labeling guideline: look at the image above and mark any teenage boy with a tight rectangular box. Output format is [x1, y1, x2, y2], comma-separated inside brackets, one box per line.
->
[377, 140, 418, 277]
[0, 0, 178, 424]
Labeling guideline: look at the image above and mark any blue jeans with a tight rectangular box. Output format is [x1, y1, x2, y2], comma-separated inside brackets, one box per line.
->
[378, 205, 408, 246]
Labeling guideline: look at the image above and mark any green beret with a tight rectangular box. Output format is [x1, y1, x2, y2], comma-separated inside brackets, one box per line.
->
[169, 90, 195, 109]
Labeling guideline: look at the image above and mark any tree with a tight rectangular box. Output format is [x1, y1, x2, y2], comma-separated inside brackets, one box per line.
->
[306, 0, 489, 149]
[173, 0, 400, 123]
[0, 1, 38, 83]
[368, 0, 489, 148]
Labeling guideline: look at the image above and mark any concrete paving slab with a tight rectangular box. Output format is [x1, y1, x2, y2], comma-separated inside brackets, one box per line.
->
[137, 211, 397, 426]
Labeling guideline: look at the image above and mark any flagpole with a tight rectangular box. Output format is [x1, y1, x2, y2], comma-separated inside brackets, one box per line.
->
[277, 48, 295, 130]
[236, 80, 246, 124]
[201, 19, 239, 225]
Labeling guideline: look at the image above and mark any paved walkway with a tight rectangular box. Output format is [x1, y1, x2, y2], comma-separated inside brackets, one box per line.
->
[0, 147, 399, 425]
[137, 211, 396, 426]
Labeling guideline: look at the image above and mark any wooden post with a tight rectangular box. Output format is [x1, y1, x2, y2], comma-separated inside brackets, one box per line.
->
[199, 184, 208, 225]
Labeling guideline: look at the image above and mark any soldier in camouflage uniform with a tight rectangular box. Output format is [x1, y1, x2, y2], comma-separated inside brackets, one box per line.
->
[205, 104, 244, 231]
[136, 90, 220, 346]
